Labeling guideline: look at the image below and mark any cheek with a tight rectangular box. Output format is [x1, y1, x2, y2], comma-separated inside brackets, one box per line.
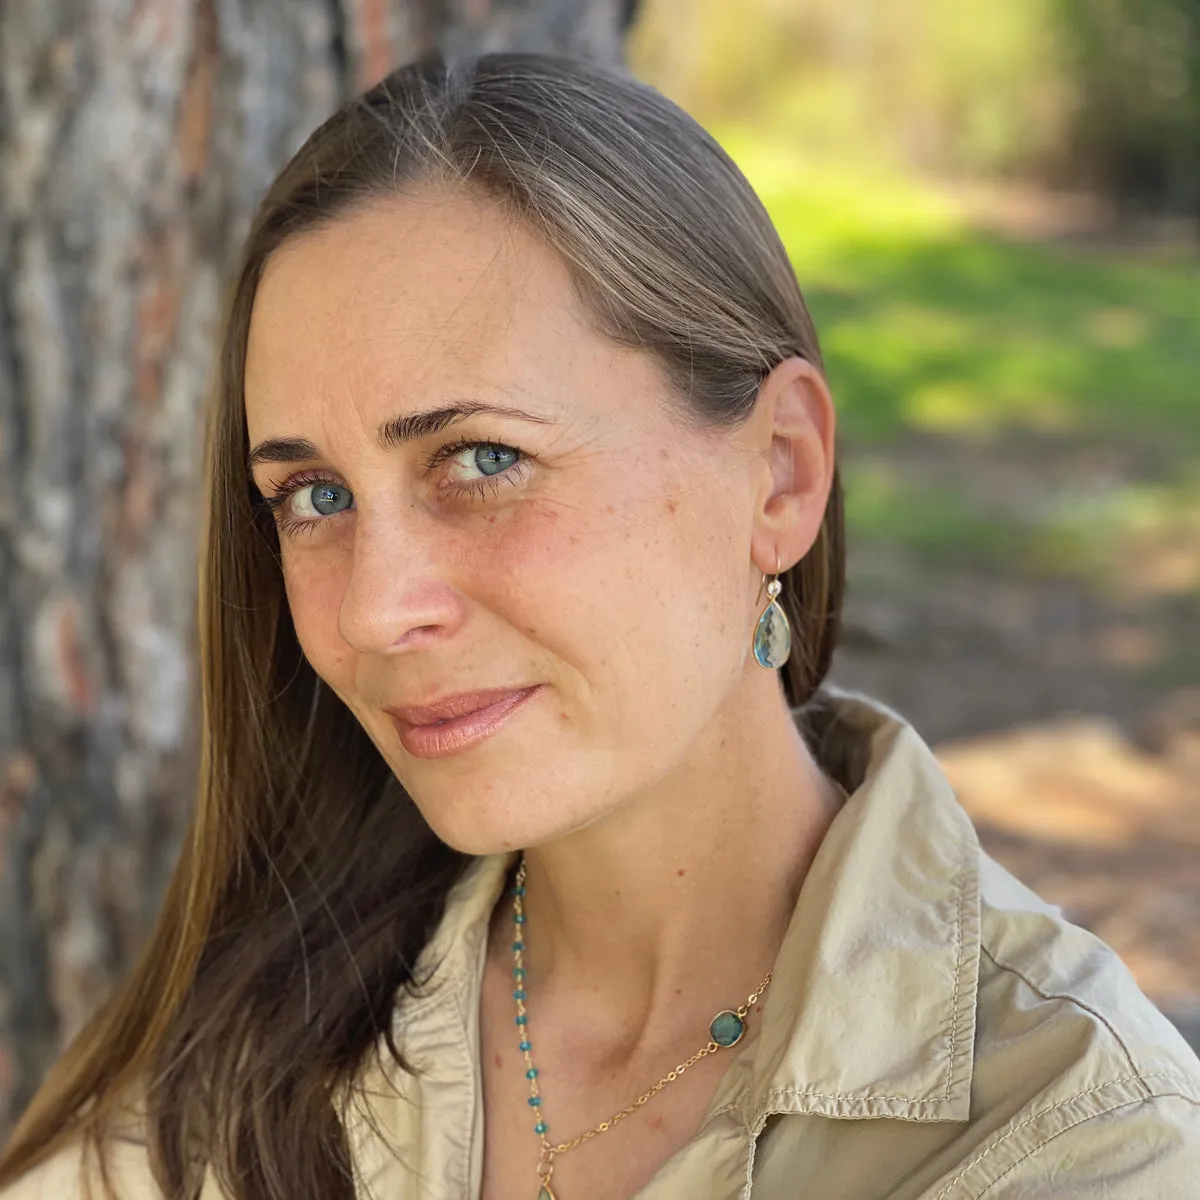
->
[280, 550, 352, 676]
[479, 482, 665, 612]
[482, 475, 745, 690]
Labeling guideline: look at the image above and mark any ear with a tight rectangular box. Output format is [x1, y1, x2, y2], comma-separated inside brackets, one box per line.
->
[749, 356, 838, 576]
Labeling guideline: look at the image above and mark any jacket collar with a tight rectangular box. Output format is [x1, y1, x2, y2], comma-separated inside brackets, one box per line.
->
[744, 688, 980, 1124]
[401, 688, 981, 1125]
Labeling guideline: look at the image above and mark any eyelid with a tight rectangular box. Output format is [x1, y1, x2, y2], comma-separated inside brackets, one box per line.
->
[422, 437, 514, 470]
[258, 467, 345, 509]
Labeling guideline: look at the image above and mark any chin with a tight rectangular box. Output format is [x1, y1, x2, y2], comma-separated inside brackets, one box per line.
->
[412, 790, 598, 858]
[421, 814, 532, 857]
[398, 783, 528, 856]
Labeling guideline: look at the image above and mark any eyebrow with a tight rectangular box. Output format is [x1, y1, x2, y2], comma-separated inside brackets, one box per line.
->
[246, 401, 553, 472]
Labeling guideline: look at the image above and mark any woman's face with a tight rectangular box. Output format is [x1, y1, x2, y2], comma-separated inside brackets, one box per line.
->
[244, 188, 771, 854]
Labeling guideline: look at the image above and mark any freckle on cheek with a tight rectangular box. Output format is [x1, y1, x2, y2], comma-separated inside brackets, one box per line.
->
[665, 499, 678, 514]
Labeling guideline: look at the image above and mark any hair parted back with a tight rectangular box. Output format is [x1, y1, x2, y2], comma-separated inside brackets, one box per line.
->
[0, 51, 843, 1199]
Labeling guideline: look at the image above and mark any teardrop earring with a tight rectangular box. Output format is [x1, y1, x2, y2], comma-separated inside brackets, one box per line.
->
[753, 553, 792, 669]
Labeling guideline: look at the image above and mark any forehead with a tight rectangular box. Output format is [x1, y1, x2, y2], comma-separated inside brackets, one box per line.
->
[244, 187, 595, 422]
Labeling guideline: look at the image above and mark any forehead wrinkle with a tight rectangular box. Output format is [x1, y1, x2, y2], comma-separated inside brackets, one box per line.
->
[404, 214, 546, 382]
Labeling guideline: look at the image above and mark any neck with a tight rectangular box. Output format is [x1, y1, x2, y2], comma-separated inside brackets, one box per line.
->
[489, 682, 846, 1070]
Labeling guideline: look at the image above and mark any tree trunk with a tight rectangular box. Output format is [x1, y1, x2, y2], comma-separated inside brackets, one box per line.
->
[0, 0, 634, 1136]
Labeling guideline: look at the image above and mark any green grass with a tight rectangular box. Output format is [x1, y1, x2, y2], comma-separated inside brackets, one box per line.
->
[720, 133, 1200, 578]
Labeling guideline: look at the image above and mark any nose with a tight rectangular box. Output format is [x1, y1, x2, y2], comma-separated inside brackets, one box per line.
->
[336, 511, 467, 655]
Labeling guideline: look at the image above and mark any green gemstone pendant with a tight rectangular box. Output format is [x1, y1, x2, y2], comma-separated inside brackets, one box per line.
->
[710, 1009, 746, 1047]
[537, 1185, 556, 1199]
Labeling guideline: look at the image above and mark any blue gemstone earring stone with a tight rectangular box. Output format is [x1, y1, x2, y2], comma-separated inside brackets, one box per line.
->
[753, 598, 791, 669]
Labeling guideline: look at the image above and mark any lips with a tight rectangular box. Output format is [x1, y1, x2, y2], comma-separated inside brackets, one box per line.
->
[385, 685, 543, 759]
[385, 686, 539, 726]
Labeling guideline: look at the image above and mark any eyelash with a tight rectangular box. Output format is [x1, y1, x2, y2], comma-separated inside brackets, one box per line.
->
[259, 438, 530, 538]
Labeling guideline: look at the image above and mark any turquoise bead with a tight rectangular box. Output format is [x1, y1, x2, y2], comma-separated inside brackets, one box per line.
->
[513, 989, 526, 1000]
[534, 1121, 547, 1135]
[710, 1010, 746, 1047]
[514, 885, 526, 896]
[528, 1096, 541, 1107]
[516, 1014, 527, 1025]
[512, 941, 524, 951]
[526, 1068, 538, 1079]
[513, 967, 526, 979]
[514, 913, 526, 924]
[519, 1040, 532, 1051]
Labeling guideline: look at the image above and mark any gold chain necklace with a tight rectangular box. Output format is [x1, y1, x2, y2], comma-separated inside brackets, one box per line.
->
[509, 857, 774, 1199]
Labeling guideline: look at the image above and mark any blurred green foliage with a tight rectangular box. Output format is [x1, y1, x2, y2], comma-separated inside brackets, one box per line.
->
[735, 157, 1199, 450]
[714, 140, 1200, 578]
[631, 0, 1200, 215]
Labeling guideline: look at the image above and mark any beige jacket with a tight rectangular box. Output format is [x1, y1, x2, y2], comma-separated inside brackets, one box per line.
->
[7, 690, 1200, 1198]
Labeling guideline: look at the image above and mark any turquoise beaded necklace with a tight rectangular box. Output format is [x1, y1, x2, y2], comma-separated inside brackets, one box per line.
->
[509, 855, 774, 1199]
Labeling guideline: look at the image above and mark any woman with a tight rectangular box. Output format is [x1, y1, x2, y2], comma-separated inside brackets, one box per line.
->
[0, 51, 1196, 1200]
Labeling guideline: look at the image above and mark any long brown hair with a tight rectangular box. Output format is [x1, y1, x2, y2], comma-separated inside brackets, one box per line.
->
[0, 51, 844, 1199]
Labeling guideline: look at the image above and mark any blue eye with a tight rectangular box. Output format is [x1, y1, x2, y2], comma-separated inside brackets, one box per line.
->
[426, 438, 530, 502]
[468, 444, 520, 477]
[293, 481, 353, 519]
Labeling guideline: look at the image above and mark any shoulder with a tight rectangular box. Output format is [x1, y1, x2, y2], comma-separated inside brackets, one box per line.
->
[0, 1136, 155, 1200]
[974, 845, 1199, 1088]
[0, 1136, 231, 1200]
[946, 847, 1200, 1198]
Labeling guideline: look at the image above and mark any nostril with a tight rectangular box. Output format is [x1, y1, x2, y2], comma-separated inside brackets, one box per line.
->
[392, 623, 445, 651]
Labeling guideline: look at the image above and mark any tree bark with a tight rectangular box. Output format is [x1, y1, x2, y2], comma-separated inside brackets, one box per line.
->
[0, 0, 633, 1136]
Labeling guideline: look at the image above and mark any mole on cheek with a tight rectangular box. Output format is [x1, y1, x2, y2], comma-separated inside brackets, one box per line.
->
[665, 498, 678, 514]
